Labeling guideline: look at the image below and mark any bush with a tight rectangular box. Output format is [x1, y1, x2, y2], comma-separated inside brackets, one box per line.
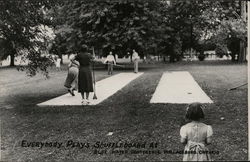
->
[198, 53, 205, 61]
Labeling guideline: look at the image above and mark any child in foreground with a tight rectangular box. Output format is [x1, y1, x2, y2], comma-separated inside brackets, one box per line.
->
[180, 102, 213, 161]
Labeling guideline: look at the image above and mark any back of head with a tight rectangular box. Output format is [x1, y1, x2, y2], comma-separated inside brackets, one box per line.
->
[77, 45, 88, 54]
[185, 102, 205, 121]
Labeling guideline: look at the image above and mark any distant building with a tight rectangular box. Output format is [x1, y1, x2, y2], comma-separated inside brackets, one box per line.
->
[204, 50, 216, 55]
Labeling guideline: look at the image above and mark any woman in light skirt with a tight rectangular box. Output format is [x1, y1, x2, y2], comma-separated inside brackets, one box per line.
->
[64, 54, 79, 96]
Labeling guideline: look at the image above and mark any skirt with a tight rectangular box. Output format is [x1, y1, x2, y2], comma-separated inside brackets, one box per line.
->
[183, 141, 211, 161]
[64, 67, 79, 89]
[78, 66, 93, 93]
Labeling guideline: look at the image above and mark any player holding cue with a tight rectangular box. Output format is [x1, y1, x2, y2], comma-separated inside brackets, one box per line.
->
[73, 45, 96, 105]
[104, 51, 116, 75]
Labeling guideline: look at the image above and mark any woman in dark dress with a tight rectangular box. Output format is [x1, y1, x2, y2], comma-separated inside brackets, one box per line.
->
[74, 49, 94, 105]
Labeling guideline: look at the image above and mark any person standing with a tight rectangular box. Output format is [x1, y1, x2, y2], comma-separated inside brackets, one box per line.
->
[74, 46, 94, 105]
[127, 52, 132, 62]
[104, 51, 116, 75]
[180, 103, 213, 161]
[64, 54, 79, 96]
[132, 49, 139, 73]
[55, 56, 61, 70]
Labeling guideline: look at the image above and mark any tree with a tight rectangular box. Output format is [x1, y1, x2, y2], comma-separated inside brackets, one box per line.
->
[52, 0, 172, 59]
[199, 0, 246, 61]
[166, 0, 246, 62]
[0, 0, 57, 76]
[167, 0, 214, 54]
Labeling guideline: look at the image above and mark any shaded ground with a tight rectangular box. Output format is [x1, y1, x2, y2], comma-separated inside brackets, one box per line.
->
[0, 60, 247, 161]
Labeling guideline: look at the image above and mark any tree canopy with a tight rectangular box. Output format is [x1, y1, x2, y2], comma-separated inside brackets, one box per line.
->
[0, 0, 247, 76]
[0, 0, 58, 76]
[51, 0, 174, 58]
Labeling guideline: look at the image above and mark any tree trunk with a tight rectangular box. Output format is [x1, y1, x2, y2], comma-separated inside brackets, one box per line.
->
[59, 53, 63, 64]
[99, 48, 103, 57]
[10, 52, 15, 66]
[10, 41, 16, 66]
[239, 41, 246, 62]
[190, 19, 193, 49]
[238, 0, 247, 62]
[97, 48, 100, 58]
[231, 53, 236, 61]
[169, 54, 175, 62]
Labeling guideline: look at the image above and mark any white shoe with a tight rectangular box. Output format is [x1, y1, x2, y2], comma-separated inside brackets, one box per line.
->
[81, 99, 87, 105]
[85, 99, 90, 105]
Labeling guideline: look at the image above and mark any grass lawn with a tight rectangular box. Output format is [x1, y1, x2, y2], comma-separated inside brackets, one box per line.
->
[0, 60, 247, 161]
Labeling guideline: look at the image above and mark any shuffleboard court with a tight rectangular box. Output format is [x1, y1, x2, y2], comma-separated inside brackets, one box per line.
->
[150, 71, 213, 104]
[38, 72, 143, 106]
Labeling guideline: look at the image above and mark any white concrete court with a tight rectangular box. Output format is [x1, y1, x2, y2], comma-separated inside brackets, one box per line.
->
[38, 72, 143, 106]
[150, 71, 213, 104]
